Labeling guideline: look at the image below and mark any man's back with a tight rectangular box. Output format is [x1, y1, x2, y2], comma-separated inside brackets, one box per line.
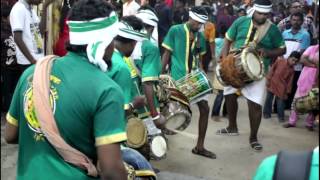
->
[7, 52, 126, 180]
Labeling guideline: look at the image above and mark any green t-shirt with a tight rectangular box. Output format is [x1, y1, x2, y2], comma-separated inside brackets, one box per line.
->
[106, 50, 133, 110]
[253, 148, 319, 180]
[7, 52, 127, 180]
[130, 40, 161, 119]
[225, 16, 285, 72]
[162, 24, 207, 80]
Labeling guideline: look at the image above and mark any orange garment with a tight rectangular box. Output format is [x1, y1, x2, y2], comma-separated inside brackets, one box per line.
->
[204, 22, 216, 43]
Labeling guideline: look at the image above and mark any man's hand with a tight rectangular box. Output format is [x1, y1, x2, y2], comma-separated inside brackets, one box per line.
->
[257, 48, 270, 58]
[153, 114, 166, 130]
[132, 95, 146, 109]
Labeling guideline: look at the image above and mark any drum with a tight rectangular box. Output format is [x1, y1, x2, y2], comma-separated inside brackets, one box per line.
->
[149, 134, 167, 160]
[162, 100, 191, 131]
[294, 88, 319, 113]
[126, 117, 147, 148]
[217, 47, 264, 88]
[175, 70, 213, 103]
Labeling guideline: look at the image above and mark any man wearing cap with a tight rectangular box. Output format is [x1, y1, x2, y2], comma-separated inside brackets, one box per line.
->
[161, 6, 216, 159]
[5, 0, 128, 179]
[216, 0, 286, 151]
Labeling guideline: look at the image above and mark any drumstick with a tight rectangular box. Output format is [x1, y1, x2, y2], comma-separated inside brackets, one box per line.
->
[165, 128, 198, 140]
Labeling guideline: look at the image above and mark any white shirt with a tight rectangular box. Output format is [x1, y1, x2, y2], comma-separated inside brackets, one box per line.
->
[122, 0, 140, 16]
[10, 0, 44, 65]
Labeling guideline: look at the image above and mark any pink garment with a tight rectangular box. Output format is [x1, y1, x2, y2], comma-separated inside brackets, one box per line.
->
[289, 44, 319, 126]
[295, 44, 319, 98]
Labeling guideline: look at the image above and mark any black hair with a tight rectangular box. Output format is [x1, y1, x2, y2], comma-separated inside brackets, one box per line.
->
[217, 25, 227, 37]
[1, 3, 12, 18]
[237, 8, 246, 14]
[290, 1, 301, 8]
[289, 51, 301, 60]
[291, 12, 304, 21]
[58, 0, 76, 33]
[176, 0, 187, 5]
[66, 0, 114, 52]
[190, 6, 208, 17]
[114, 15, 144, 43]
[225, 4, 234, 15]
[138, 5, 158, 16]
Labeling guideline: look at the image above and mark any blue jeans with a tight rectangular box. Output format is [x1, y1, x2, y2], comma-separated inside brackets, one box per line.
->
[211, 90, 227, 116]
[263, 91, 285, 120]
[121, 147, 156, 179]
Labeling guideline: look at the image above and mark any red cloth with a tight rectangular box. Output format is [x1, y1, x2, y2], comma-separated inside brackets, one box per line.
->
[53, 19, 69, 56]
[266, 57, 295, 100]
[165, 0, 173, 7]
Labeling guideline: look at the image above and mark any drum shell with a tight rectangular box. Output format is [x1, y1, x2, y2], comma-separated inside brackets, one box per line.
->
[295, 88, 319, 113]
[175, 70, 213, 103]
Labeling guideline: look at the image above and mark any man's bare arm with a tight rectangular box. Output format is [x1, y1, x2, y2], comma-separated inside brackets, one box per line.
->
[97, 143, 127, 180]
[13, 31, 36, 64]
[161, 49, 171, 74]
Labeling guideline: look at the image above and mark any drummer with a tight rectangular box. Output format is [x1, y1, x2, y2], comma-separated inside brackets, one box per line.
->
[161, 6, 216, 159]
[216, 0, 286, 151]
[131, 6, 165, 128]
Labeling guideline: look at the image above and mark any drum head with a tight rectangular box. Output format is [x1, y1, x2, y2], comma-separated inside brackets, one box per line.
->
[166, 112, 191, 131]
[246, 53, 261, 77]
[151, 136, 167, 158]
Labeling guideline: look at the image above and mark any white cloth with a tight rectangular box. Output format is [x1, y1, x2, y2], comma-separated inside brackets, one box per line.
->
[284, 40, 303, 71]
[10, 0, 44, 65]
[122, 0, 140, 16]
[223, 78, 267, 106]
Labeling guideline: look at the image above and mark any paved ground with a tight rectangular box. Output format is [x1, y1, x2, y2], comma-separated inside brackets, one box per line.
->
[1, 73, 319, 180]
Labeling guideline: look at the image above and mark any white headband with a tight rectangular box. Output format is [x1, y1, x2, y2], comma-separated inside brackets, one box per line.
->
[189, 11, 208, 24]
[86, 41, 112, 72]
[253, 3, 272, 13]
[135, 9, 159, 27]
[67, 11, 119, 45]
[118, 22, 147, 42]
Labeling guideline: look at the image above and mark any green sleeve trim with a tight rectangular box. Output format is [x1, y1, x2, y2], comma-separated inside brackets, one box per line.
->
[6, 113, 18, 127]
[135, 170, 157, 178]
[161, 43, 173, 51]
[95, 132, 127, 146]
[124, 104, 130, 110]
[142, 77, 159, 82]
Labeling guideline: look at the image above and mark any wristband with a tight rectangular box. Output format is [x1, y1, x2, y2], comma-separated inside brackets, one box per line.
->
[152, 115, 160, 121]
[129, 103, 134, 109]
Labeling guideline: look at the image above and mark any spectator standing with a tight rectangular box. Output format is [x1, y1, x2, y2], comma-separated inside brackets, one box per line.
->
[216, 4, 237, 31]
[277, 1, 317, 45]
[283, 44, 319, 131]
[155, 0, 172, 48]
[1, 3, 19, 113]
[282, 12, 311, 110]
[10, 0, 54, 75]
[172, 0, 189, 25]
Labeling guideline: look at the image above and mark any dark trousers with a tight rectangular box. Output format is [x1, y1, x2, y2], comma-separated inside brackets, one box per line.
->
[1, 67, 21, 112]
[263, 91, 285, 120]
[211, 90, 227, 116]
[285, 71, 301, 109]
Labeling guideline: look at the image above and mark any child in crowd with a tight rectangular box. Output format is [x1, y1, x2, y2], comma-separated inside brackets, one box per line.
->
[263, 51, 300, 122]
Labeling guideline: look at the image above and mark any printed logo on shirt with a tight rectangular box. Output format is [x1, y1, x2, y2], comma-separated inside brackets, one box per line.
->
[30, 23, 43, 54]
[23, 75, 60, 141]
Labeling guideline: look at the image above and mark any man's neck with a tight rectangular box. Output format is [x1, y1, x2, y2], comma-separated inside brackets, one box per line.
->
[291, 27, 301, 34]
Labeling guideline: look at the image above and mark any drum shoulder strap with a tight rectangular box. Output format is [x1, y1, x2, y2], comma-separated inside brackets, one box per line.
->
[255, 19, 272, 45]
[273, 150, 313, 180]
